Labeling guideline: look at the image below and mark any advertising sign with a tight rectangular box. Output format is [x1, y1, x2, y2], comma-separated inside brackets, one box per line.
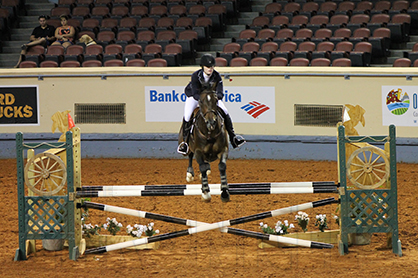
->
[382, 86, 418, 126]
[0, 86, 39, 126]
[145, 86, 275, 123]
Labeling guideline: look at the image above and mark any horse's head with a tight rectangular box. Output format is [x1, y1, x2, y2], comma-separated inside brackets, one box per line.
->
[198, 85, 219, 132]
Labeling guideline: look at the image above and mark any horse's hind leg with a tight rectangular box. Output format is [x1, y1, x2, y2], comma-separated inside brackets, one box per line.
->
[186, 152, 195, 182]
[218, 153, 230, 202]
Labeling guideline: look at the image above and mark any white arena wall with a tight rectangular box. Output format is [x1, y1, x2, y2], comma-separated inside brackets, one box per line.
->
[1, 66, 417, 162]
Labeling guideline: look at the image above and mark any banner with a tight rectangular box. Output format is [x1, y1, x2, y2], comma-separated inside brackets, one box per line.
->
[382, 86, 418, 126]
[145, 86, 275, 123]
[0, 86, 39, 126]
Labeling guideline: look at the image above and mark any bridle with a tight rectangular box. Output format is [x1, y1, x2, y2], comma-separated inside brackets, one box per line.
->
[195, 94, 223, 141]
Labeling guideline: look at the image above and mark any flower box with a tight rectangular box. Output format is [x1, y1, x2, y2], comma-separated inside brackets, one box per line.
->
[258, 229, 340, 248]
[84, 235, 160, 250]
[258, 230, 372, 248]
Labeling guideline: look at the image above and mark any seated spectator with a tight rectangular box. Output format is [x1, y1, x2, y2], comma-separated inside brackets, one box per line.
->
[15, 15, 56, 68]
[51, 14, 75, 49]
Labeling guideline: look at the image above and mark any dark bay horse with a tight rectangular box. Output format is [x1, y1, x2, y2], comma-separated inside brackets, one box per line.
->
[178, 87, 230, 202]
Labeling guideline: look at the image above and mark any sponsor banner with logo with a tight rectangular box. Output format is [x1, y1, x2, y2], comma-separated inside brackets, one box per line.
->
[145, 86, 275, 123]
[382, 86, 418, 126]
[0, 86, 39, 126]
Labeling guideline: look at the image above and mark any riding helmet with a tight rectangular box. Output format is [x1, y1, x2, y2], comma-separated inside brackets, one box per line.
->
[200, 54, 215, 67]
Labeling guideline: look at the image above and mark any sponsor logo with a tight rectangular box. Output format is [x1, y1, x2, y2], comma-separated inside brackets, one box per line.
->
[0, 86, 39, 126]
[240, 101, 270, 118]
[149, 89, 243, 103]
[145, 86, 275, 123]
[149, 90, 186, 102]
[386, 88, 410, 115]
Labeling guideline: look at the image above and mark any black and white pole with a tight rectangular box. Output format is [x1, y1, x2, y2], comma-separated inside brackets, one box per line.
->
[83, 201, 206, 227]
[83, 197, 337, 254]
[80, 181, 337, 192]
[227, 228, 333, 249]
[77, 186, 338, 198]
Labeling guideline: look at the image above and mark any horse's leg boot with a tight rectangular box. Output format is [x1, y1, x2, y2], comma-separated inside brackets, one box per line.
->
[224, 114, 246, 148]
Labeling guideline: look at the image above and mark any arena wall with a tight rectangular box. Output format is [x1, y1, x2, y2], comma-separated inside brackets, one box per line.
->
[1, 67, 417, 162]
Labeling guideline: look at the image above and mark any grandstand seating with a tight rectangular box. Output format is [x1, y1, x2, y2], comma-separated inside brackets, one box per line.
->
[332, 58, 352, 67]
[270, 57, 288, 66]
[60, 60, 81, 67]
[215, 57, 228, 67]
[40, 60, 59, 67]
[257, 41, 278, 63]
[217, 42, 240, 64]
[125, 59, 145, 67]
[393, 57, 411, 67]
[4, 0, 418, 68]
[289, 57, 309, 66]
[229, 57, 248, 67]
[147, 58, 168, 67]
[250, 57, 268, 66]
[19, 61, 38, 68]
[311, 58, 331, 66]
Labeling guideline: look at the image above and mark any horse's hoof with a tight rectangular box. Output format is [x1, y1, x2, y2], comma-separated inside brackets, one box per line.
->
[186, 172, 194, 182]
[201, 192, 211, 202]
[221, 190, 230, 203]
[199, 170, 211, 180]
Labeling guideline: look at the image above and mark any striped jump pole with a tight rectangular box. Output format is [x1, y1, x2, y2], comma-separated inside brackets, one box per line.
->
[77, 186, 339, 198]
[83, 197, 337, 254]
[79, 181, 338, 192]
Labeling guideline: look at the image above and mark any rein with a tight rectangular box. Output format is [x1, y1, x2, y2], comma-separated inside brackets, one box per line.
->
[195, 109, 223, 141]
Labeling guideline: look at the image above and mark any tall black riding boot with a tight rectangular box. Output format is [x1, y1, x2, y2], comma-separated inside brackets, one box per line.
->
[177, 118, 192, 154]
[224, 114, 246, 148]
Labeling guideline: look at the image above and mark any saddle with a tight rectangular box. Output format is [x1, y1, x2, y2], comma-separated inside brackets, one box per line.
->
[188, 107, 224, 143]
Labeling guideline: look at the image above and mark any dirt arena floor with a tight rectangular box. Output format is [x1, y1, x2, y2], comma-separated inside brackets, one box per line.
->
[0, 158, 417, 277]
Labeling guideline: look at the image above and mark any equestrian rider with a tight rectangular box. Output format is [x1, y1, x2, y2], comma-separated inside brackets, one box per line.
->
[177, 54, 246, 154]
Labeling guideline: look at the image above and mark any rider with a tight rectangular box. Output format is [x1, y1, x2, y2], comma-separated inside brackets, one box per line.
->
[177, 54, 246, 155]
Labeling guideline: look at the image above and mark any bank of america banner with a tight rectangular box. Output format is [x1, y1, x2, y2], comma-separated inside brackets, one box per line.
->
[0, 86, 39, 126]
[145, 86, 275, 123]
[382, 86, 418, 126]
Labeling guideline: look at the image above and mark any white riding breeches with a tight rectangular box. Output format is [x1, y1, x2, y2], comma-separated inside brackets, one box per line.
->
[184, 97, 228, 122]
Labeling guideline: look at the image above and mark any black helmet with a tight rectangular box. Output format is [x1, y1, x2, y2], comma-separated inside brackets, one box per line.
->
[200, 54, 215, 67]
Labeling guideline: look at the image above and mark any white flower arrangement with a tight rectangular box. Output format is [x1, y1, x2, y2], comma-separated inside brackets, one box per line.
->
[80, 210, 161, 238]
[127, 222, 160, 238]
[333, 214, 339, 226]
[295, 211, 309, 232]
[82, 223, 101, 238]
[315, 214, 328, 232]
[259, 220, 294, 235]
[103, 217, 123, 236]
[275, 220, 295, 235]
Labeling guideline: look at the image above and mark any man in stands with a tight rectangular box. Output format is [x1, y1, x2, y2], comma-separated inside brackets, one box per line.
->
[15, 15, 55, 68]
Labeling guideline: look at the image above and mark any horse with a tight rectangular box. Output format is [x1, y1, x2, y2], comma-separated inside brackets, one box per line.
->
[178, 86, 230, 202]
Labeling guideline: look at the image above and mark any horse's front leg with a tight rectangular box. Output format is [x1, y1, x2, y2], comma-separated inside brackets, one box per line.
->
[195, 154, 211, 202]
[218, 152, 230, 202]
[186, 152, 195, 182]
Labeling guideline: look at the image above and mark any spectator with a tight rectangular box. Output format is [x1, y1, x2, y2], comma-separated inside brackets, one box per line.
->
[51, 14, 75, 49]
[15, 15, 55, 68]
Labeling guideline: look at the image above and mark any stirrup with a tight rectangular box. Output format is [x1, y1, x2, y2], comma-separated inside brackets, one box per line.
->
[177, 142, 189, 154]
[231, 135, 246, 148]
